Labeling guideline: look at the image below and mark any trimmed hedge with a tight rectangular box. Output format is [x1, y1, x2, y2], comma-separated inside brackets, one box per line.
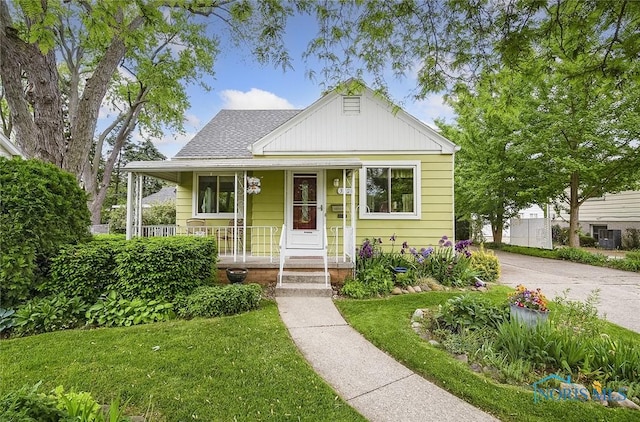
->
[176, 284, 262, 318]
[0, 158, 91, 307]
[48, 236, 218, 302]
[115, 237, 217, 300]
[487, 244, 640, 273]
[45, 240, 121, 303]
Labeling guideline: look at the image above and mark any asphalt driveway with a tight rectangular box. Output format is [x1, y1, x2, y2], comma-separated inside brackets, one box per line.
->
[495, 250, 640, 333]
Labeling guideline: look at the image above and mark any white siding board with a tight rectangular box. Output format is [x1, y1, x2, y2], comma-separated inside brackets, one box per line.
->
[579, 191, 640, 221]
[558, 191, 640, 222]
[256, 90, 450, 154]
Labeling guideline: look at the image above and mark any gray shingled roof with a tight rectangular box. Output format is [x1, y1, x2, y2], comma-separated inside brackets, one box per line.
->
[174, 109, 301, 159]
[142, 186, 176, 205]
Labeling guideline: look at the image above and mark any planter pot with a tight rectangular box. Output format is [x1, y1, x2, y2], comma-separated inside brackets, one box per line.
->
[510, 304, 549, 327]
[226, 268, 248, 284]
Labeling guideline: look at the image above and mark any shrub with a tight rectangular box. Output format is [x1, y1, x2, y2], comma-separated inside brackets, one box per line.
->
[108, 201, 176, 234]
[340, 278, 369, 299]
[114, 236, 217, 301]
[622, 228, 640, 250]
[556, 247, 607, 265]
[552, 289, 602, 337]
[86, 291, 174, 327]
[0, 308, 16, 335]
[552, 224, 569, 245]
[579, 234, 597, 247]
[0, 158, 91, 307]
[0, 383, 129, 422]
[13, 294, 88, 336]
[626, 250, 640, 261]
[435, 294, 508, 333]
[176, 284, 262, 318]
[44, 240, 123, 303]
[0, 383, 66, 422]
[469, 245, 500, 283]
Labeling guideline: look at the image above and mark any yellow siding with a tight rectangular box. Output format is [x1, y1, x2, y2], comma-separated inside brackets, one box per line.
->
[265, 153, 455, 252]
[174, 153, 454, 254]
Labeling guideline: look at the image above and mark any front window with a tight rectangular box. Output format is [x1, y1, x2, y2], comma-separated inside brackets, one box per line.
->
[195, 174, 235, 216]
[361, 163, 419, 218]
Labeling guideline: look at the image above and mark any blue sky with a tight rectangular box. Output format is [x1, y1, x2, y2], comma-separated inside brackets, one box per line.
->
[144, 13, 455, 158]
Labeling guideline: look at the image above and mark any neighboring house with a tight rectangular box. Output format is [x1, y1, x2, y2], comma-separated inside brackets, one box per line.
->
[124, 82, 459, 281]
[0, 132, 24, 158]
[558, 191, 640, 244]
[141, 186, 176, 208]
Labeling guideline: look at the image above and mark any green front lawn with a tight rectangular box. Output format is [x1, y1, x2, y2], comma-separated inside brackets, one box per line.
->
[0, 300, 364, 421]
[335, 287, 640, 422]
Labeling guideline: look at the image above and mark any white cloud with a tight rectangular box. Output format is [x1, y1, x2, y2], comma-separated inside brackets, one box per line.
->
[411, 93, 455, 129]
[219, 88, 294, 109]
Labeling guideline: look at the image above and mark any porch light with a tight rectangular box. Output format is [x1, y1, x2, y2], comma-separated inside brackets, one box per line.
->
[333, 178, 340, 188]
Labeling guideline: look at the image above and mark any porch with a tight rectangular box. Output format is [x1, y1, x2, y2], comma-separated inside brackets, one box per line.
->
[137, 223, 355, 285]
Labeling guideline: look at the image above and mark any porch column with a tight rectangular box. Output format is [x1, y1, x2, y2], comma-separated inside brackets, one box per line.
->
[242, 170, 247, 262]
[126, 172, 134, 240]
[233, 172, 238, 263]
[342, 168, 347, 262]
[350, 168, 357, 262]
[135, 174, 143, 237]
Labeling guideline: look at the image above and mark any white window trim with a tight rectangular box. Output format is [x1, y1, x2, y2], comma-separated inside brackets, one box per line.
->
[359, 160, 421, 220]
[192, 172, 237, 218]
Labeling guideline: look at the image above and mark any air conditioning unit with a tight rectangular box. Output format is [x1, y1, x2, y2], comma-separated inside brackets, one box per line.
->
[598, 229, 622, 250]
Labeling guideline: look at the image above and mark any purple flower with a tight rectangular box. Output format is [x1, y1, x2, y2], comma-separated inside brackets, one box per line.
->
[377, 238, 383, 244]
[410, 247, 417, 256]
[443, 240, 453, 247]
[421, 247, 434, 257]
[390, 234, 396, 242]
[417, 256, 424, 264]
[402, 241, 408, 249]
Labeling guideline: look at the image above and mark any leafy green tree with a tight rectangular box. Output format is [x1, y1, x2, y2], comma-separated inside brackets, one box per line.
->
[0, 0, 301, 223]
[440, 70, 553, 244]
[307, 0, 640, 247]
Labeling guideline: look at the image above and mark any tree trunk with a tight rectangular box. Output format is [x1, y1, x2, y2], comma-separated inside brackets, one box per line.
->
[0, 2, 65, 164]
[568, 171, 581, 247]
[492, 220, 504, 244]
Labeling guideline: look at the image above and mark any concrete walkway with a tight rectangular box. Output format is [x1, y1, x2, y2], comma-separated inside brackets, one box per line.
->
[496, 250, 640, 333]
[276, 296, 498, 422]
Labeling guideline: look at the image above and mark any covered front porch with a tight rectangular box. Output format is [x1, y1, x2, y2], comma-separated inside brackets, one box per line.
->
[124, 158, 362, 284]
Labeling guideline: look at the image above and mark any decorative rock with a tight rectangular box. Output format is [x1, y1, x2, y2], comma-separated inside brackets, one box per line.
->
[412, 309, 424, 321]
[477, 286, 488, 293]
[413, 286, 422, 292]
[455, 354, 468, 363]
[402, 289, 410, 294]
[391, 287, 402, 295]
[407, 286, 416, 293]
[427, 282, 444, 291]
[420, 284, 432, 292]
[609, 392, 640, 410]
[411, 322, 422, 329]
[560, 382, 590, 401]
[428, 340, 440, 347]
[470, 363, 483, 373]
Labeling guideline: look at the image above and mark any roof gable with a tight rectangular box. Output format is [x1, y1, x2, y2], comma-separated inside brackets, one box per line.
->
[250, 86, 458, 155]
[174, 109, 301, 159]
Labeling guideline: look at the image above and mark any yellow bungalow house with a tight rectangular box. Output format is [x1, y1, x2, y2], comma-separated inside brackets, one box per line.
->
[124, 83, 459, 287]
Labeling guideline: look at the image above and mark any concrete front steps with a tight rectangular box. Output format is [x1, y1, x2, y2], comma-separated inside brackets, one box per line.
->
[275, 271, 333, 297]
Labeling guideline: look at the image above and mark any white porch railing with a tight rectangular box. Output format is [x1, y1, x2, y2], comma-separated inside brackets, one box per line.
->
[328, 226, 356, 263]
[139, 224, 279, 261]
